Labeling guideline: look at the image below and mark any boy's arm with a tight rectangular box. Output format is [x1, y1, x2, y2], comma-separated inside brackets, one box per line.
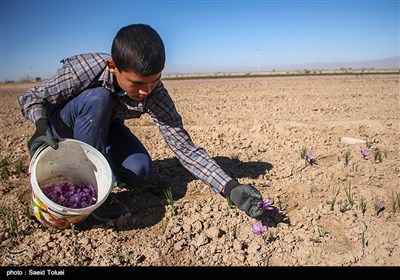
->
[18, 53, 109, 157]
[18, 53, 110, 123]
[147, 83, 232, 193]
[18, 63, 76, 123]
[17, 62, 78, 157]
[147, 83, 266, 219]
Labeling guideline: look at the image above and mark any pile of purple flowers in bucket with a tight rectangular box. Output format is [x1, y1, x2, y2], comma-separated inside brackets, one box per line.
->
[42, 181, 97, 209]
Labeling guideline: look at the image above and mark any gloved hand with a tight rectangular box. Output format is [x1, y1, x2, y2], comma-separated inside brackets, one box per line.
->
[223, 180, 266, 219]
[28, 118, 58, 157]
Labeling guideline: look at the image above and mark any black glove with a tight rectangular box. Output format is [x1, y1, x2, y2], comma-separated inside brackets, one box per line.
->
[224, 180, 266, 219]
[28, 118, 58, 157]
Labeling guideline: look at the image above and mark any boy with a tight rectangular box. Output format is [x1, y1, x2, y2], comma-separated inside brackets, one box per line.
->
[18, 24, 266, 222]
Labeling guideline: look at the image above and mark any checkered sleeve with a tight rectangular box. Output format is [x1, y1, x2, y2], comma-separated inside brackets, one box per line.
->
[147, 83, 232, 193]
[18, 63, 76, 123]
[18, 53, 110, 123]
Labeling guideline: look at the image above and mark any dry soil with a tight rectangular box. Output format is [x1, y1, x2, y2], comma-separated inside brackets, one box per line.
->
[0, 74, 399, 266]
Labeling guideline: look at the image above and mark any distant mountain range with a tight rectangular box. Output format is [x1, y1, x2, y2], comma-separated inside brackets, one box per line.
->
[268, 56, 399, 71]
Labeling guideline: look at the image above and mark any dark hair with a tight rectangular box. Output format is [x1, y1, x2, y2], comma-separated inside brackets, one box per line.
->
[111, 24, 165, 76]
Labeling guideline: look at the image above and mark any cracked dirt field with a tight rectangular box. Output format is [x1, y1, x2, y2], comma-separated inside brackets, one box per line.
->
[0, 74, 399, 267]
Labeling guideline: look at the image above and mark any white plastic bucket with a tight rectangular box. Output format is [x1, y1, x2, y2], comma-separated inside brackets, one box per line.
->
[29, 138, 113, 229]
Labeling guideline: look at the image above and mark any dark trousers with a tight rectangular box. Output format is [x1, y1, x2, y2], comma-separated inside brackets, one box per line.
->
[48, 87, 153, 187]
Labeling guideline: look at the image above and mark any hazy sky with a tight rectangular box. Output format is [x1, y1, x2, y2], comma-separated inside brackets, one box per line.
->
[1, 0, 399, 81]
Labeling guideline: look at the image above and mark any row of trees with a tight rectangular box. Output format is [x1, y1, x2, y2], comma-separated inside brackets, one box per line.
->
[2, 76, 42, 83]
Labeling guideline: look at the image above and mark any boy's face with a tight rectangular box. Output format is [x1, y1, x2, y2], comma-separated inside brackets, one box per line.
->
[107, 59, 161, 101]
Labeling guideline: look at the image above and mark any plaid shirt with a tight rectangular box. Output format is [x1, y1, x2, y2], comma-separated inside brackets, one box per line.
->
[18, 53, 232, 193]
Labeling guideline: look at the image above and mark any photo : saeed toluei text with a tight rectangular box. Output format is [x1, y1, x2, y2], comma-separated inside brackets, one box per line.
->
[6, 269, 65, 276]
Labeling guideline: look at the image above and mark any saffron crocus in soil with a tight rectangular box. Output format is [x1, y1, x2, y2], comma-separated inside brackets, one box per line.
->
[305, 151, 316, 165]
[251, 221, 267, 235]
[258, 200, 274, 210]
[361, 149, 370, 158]
[377, 199, 384, 210]
[43, 181, 97, 208]
[376, 199, 385, 214]
[375, 198, 384, 216]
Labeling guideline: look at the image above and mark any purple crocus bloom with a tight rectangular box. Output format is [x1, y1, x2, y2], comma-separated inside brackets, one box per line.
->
[60, 181, 75, 197]
[68, 194, 80, 208]
[251, 221, 267, 235]
[43, 182, 97, 209]
[305, 151, 316, 165]
[46, 185, 66, 205]
[74, 182, 85, 193]
[257, 200, 274, 211]
[361, 149, 370, 158]
[83, 185, 97, 201]
[377, 199, 384, 210]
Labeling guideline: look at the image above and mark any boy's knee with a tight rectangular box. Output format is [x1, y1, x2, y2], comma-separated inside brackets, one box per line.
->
[79, 88, 113, 114]
[120, 154, 153, 187]
[86, 88, 113, 107]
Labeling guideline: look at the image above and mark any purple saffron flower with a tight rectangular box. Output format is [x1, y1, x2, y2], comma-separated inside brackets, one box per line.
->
[375, 198, 384, 216]
[46, 185, 66, 205]
[377, 199, 384, 210]
[257, 200, 274, 211]
[83, 185, 97, 199]
[72, 193, 83, 206]
[61, 182, 75, 197]
[251, 221, 267, 235]
[305, 151, 316, 165]
[43, 181, 97, 209]
[361, 149, 370, 159]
